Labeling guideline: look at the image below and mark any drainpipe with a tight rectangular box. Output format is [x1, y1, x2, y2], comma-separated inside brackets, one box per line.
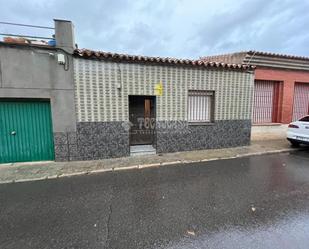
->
[54, 19, 75, 54]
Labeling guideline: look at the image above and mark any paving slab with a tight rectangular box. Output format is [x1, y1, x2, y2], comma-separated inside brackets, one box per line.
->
[0, 139, 300, 184]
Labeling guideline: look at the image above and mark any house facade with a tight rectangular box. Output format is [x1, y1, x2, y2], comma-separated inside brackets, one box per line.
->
[71, 51, 254, 160]
[202, 51, 309, 138]
[0, 20, 254, 163]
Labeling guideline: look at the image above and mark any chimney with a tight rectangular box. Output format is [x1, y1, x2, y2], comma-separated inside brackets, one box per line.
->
[54, 19, 75, 54]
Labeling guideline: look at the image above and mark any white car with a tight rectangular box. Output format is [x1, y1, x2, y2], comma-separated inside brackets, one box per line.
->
[287, 115, 309, 146]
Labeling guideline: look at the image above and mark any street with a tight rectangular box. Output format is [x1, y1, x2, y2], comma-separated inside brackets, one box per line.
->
[1, 151, 309, 249]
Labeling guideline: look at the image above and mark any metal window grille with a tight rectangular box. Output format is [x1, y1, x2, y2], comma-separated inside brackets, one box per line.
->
[188, 90, 214, 122]
[293, 83, 309, 121]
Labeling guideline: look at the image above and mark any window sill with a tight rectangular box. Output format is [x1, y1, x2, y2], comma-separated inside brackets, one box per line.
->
[188, 122, 215, 126]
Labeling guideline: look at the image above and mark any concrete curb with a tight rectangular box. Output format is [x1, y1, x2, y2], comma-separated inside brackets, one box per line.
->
[0, 147, 296, 185]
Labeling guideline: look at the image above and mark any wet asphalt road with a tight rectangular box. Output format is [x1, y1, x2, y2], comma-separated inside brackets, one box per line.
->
[1, 151, 309, 249]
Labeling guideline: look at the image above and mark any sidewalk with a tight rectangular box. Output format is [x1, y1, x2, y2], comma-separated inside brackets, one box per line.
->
[0, 139, 298, 184]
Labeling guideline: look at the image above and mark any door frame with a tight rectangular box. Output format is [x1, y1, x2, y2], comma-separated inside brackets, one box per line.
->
[128, 95, 156, 147]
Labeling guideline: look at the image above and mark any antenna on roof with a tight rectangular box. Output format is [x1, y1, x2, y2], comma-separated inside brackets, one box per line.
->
[0, 21, 54, 30]
[245, 51, 257, 67]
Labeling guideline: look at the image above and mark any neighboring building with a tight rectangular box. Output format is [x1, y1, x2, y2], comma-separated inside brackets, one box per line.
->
[0, 20, 76, 163]
[0, 20, 254, 163]
[202, 51, 309, 138]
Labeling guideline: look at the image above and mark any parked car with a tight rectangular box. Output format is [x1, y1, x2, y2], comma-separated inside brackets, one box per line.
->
[287, 115, 309, 146]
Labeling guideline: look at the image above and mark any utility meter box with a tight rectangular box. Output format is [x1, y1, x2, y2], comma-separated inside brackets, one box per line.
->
[57, 54, 66, 65]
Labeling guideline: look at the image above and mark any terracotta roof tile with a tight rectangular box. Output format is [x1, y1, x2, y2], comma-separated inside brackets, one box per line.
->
[201, 51, 309, 66]
[74, 49, 255, 70]
[247, 50, 309, 61]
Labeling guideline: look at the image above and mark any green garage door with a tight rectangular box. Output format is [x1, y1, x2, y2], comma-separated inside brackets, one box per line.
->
[0, 100, 54, 163]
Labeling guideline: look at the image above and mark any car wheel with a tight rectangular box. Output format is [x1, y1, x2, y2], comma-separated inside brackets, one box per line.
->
[290, 141, 300, 147]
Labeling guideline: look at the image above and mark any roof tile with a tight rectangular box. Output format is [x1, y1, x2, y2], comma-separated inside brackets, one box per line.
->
[247, 50, 309, 61]
[74, 49, 254, 70]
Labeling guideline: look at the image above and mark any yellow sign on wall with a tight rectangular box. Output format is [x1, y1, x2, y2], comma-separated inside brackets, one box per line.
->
[154, 82, 163, 96]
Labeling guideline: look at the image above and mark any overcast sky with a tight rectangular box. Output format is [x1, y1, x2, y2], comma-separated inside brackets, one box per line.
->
[1, 0, 308, 59]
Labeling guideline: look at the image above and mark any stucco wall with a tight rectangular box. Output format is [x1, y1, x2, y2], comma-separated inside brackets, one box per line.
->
[0, 44, 77, 161]
[0, 44, 76, 132]
[74, 58, 254, 122]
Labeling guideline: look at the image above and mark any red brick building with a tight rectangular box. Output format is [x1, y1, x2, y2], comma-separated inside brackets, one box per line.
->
[202, 51, 309, 138]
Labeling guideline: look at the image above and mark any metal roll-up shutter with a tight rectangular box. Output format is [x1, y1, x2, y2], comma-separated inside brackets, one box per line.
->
[0, 100, 55, 163]
[293, 83, 309, 121]
[253, 80, 278, 124]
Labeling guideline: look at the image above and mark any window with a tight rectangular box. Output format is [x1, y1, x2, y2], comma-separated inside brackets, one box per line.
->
[188, 90, 214, 123]
[299, 116, 309, 122]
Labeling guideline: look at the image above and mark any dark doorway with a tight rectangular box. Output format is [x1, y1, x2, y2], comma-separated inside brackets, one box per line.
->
[129, 96, 156, 145]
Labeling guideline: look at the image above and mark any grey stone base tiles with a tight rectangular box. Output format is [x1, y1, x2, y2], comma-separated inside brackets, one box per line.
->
[54, 120, 251, 161]
[76, 122, 130, 161]
[53, 132, 78, 162]
[155, 120, 251, 153]
[54, 122, 130, 161]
